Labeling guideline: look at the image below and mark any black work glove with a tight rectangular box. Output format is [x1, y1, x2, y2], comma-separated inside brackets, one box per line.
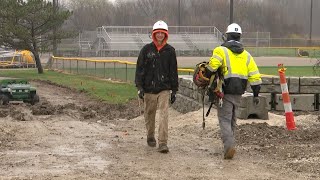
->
[138, 89, 144, 100]
[251, 85, 261, 97]
[170, 91, 176, 104]
[253, 97, 260, 105]
[251, 85, 261, 105]
[204, 66, 214, 79]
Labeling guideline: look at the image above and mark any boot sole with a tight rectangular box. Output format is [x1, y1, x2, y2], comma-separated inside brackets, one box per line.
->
[224, 148, 236, 160]
[147, 137, 156, 147]
[147, 142, 156, 147]
[158, 144, 169, 153]
[158, 149, 169, 153]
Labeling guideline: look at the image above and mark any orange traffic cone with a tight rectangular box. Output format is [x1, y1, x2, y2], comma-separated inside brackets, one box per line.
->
[278, 64, 296, 130]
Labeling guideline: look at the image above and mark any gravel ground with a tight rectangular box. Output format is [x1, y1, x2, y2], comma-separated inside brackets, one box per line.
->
[0, 80, 319, 179]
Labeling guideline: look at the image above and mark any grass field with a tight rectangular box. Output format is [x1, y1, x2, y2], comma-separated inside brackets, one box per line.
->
[0, 69, 137, 104]
[246, 47, 320, 58]
[259, 66, 319, 76]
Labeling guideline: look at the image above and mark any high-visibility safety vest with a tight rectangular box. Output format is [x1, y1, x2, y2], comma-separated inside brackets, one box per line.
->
[207, 46, 262, 95]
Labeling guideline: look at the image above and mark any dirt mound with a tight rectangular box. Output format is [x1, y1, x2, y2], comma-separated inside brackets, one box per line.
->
[30, 80, 142, 120]
[0, 107, 9, 117]
[31, 100, 58, 115]
[236, 121, 320, 177]
[30, 99, 141, 120]
[237, 122, 320, 146]
[80, 99, 141, 120]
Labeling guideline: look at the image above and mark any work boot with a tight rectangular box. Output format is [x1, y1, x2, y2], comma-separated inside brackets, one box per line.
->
[224, 147, 236, 160]
[158, 144, 169, 153]
[147, 136, 156, 147]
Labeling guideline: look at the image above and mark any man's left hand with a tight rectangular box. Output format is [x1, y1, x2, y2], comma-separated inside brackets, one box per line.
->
[170, 92, 176, 104]
[253, 97, 260, 105]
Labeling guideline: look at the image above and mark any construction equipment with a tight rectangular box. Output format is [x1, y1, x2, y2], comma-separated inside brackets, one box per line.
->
[0, 78, 39, 105]
[0, 49, 36, 68]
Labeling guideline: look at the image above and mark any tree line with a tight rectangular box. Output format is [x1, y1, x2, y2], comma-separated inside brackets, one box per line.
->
[64, 0, 318, 38]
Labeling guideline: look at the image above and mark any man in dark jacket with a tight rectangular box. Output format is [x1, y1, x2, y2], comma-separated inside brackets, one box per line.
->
[135, 20, 178, 153]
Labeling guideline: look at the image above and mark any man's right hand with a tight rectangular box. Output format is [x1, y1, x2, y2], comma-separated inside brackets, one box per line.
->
[138, 89, 144, 100]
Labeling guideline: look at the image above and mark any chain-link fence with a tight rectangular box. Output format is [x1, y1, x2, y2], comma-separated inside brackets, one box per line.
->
[50, 57, 192, 83]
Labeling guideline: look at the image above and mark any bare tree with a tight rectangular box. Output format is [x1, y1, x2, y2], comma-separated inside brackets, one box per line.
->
[113, 1, 138, 26]
[134, 0, 166, 23]
[186, 0, 228, 28]
[67, 0, 113, 31]
[63, 0, 318, 38]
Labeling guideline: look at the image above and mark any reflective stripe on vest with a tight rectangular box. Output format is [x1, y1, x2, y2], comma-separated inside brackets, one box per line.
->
[221, 47, 231, 74]
[246, 53, 251, 66]
[221, 46, 249, 80]
[212, 54, 223, 63]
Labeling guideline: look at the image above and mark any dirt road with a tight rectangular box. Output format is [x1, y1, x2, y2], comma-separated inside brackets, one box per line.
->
[0, 80, 319, 179]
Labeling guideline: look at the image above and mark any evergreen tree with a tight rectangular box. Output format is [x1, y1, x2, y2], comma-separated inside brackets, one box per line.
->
[0, 0, 72, 74]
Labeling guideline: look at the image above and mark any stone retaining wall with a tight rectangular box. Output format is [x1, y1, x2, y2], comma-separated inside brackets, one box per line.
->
[173, 75, 320, 113]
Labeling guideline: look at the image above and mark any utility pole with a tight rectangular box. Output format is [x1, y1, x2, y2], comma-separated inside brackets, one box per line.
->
[178, 0, 181, 33]
[229, 0, 234, 24]
[309, 0, 313, 46]
[52, 0, 58, 56]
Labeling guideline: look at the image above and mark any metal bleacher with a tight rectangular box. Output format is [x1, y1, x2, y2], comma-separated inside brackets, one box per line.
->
[169, 34, 192, 51]
[107, 33, 140, 51]
[140, 34, 151, 44]
[188, 34, 221, 50]
[59, 26, 224, 57]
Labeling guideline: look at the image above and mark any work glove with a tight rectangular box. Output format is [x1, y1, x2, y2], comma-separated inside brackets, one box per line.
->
[251, 85, 261, 105]
[138, 89, 144, 100]
[170, 91, 176, 104]
[253, 97, 260, 105]
[204, 66, 214, 79]
[251, 85, 261, 97]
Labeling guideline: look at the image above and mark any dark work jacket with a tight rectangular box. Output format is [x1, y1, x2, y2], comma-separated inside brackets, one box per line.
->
[135, 42, 178, 94]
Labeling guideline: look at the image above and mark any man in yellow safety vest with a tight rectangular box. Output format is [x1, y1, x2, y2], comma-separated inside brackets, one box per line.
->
[205, 23, 262, 160]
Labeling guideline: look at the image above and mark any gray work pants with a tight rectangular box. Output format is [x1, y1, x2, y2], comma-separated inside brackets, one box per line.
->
[144, 90, 170, 145]
[217, 94, 241, 153]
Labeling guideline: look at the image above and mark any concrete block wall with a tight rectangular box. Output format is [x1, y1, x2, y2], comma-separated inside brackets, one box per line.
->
[176, 75, 320, 113]
[246, 76, 319, 111]
[171, 75, 202, 113]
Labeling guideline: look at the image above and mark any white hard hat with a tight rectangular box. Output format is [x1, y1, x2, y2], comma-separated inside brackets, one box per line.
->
[153, 20, 168, 31]
[226, 23, 242, 34]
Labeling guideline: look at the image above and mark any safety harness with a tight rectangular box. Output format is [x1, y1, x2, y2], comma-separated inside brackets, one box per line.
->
[193, 62, 224, 129]
[206, 67, 224, 115]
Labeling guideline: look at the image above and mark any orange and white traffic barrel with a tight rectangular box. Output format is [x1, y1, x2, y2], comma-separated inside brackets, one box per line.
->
[278, 64, 296, 130]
